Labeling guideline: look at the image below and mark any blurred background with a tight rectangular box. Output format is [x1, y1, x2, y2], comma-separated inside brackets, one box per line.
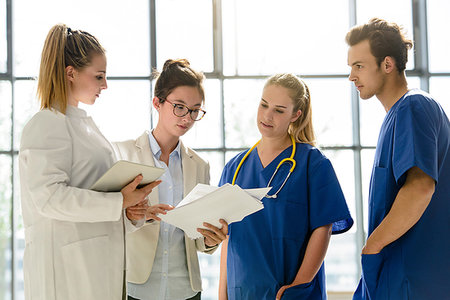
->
[0, 0, 449, 299]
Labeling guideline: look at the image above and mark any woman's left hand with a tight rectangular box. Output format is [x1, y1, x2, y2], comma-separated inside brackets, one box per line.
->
[276, 284, 292, 300]
[126, 200, 149, 221]
[197, 219, 228, 247]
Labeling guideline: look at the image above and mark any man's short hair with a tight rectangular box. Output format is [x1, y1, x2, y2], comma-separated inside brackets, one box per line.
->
[346, 18, 413, 73]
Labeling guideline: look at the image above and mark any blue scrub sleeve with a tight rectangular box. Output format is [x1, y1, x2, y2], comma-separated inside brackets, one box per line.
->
[393, 96, 439, 184]
[308, 156, 353, 234]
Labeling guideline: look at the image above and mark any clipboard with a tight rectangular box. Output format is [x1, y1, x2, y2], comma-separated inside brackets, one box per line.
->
[90, 160, 165, 192]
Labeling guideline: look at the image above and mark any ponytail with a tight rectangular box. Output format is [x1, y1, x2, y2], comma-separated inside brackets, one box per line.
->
[37, 24, 105, 114]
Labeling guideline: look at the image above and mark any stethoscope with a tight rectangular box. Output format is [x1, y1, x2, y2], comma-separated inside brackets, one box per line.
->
[231, 135, 297, 199]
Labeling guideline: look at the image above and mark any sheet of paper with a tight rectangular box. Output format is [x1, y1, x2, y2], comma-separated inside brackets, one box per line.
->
[159, 184, 270, 239]
[177, 183, 268, 207]
[176, 183, 219, 207]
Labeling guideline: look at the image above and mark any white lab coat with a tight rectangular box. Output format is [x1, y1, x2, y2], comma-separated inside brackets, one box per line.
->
[19, 106, 125, 300]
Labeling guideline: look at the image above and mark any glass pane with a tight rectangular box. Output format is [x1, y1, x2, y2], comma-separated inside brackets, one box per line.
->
[80, 80, 151, 143]
[183, 80, 222, 149]
[326, 233, 357, 291]
[13, 0, 150, 77]
[156, 0, 213, 72]
[0, 155, 12, 299]
[407, 76, 421, 90]
[359, 95, 386, 147]
[14, 155, 25, 300]
[361, 149, 376, 234]
[0, 81, 11, 150]
[322, 149, 357, 290]
[307, 78, 352, 146]
[196, 150, 224, 187]
[322, 150, 356, 223]
[13, 80, 40, 151]
[430, 77, 450, 115]
[198, 245, 222, 300]
[0, 0, 6, 73]
[222, 0, 350, 75]
[223, 79, 264, 148]
[356, 0, 414, 70]
[427, 0, 450, 72]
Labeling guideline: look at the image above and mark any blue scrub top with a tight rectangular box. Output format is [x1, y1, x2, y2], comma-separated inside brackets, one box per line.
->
[220, 143, 353, 300]
[354, 89, 450, 300]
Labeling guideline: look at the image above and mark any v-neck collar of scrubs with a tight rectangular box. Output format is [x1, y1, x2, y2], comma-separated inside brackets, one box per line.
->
[257, 145, 295, 181]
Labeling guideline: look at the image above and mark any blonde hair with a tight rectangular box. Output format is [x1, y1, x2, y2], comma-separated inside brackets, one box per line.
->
[264, 73, 316, 146]
[37, 24, 105, 114]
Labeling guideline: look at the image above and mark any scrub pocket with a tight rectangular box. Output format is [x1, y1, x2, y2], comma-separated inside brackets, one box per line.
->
[281, 277, 323, 300]
[360, 251, 388, 300]
[60, 235, 111, 300]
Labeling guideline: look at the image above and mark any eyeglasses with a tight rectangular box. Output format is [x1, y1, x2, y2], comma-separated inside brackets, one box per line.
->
[163, 99, 206, 121]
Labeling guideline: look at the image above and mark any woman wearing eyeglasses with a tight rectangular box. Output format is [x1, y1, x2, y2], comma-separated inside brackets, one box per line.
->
[113, 59, 228, 300]
[218, 73, 354, 300]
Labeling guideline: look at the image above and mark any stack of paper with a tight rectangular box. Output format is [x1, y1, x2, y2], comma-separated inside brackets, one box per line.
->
[159, 183, 270, 239]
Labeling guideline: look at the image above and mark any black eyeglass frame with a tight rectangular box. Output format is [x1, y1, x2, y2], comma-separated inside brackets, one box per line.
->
[161, 98, 207, 121]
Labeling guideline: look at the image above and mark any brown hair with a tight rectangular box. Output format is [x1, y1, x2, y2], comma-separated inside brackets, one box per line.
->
[153, 59, 205, 103]
[264, 73, 316, 146]
[37, 24, 105, 114]
[345, 18, 413, 73]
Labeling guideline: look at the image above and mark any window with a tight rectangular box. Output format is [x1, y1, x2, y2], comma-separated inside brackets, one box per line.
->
[0, 81, 11, 150]
[156, 0, 214, 72]
[222, 0, 350, 75]
[427, 0, 450, 73]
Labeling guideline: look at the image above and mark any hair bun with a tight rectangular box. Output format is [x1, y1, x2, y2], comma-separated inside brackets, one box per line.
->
[162, 58, 190, 71]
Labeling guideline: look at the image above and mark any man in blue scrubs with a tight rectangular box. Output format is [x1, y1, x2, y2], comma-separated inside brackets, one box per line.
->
[346, 18, 450, 299]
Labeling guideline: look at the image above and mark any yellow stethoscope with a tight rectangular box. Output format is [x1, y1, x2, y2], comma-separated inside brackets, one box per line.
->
[231, 135, 297, 199]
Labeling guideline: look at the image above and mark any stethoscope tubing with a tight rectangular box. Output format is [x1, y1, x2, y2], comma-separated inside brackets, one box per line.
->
[232, 135, 297, 198]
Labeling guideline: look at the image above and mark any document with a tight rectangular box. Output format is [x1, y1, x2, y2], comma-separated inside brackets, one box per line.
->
[90, 160, 165, 192]
[159, 183, 270, 239]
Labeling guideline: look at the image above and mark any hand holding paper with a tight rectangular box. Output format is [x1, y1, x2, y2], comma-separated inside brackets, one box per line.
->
[159, 183, 270, 239]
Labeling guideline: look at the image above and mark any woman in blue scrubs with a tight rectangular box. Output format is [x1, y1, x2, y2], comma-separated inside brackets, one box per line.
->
[218, 74, 353, 300]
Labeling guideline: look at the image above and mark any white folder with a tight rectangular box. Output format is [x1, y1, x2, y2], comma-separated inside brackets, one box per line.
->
[90, 160, 165, 192]
[159, 183, 270, 239]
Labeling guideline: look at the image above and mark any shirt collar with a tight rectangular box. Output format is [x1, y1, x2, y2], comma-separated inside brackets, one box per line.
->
[148, 131, 181, 159]
[65, 105, 89, 118]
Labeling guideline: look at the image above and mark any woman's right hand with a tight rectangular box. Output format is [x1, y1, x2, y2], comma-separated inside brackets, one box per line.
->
[145, 204, 174, 221]
[121, 175, 161, 209]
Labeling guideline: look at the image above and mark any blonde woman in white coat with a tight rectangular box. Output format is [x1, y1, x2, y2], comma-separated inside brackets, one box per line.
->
[18, 24, 161, 300]
[114, 59, 228, 300]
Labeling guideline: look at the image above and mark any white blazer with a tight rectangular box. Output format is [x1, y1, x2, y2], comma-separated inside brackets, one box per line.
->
[19, 107, 126, 300]
[112, 131, 216, 292]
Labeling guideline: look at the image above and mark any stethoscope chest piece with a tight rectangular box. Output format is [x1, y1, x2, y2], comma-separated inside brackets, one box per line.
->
[265, 157, 295, 199]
